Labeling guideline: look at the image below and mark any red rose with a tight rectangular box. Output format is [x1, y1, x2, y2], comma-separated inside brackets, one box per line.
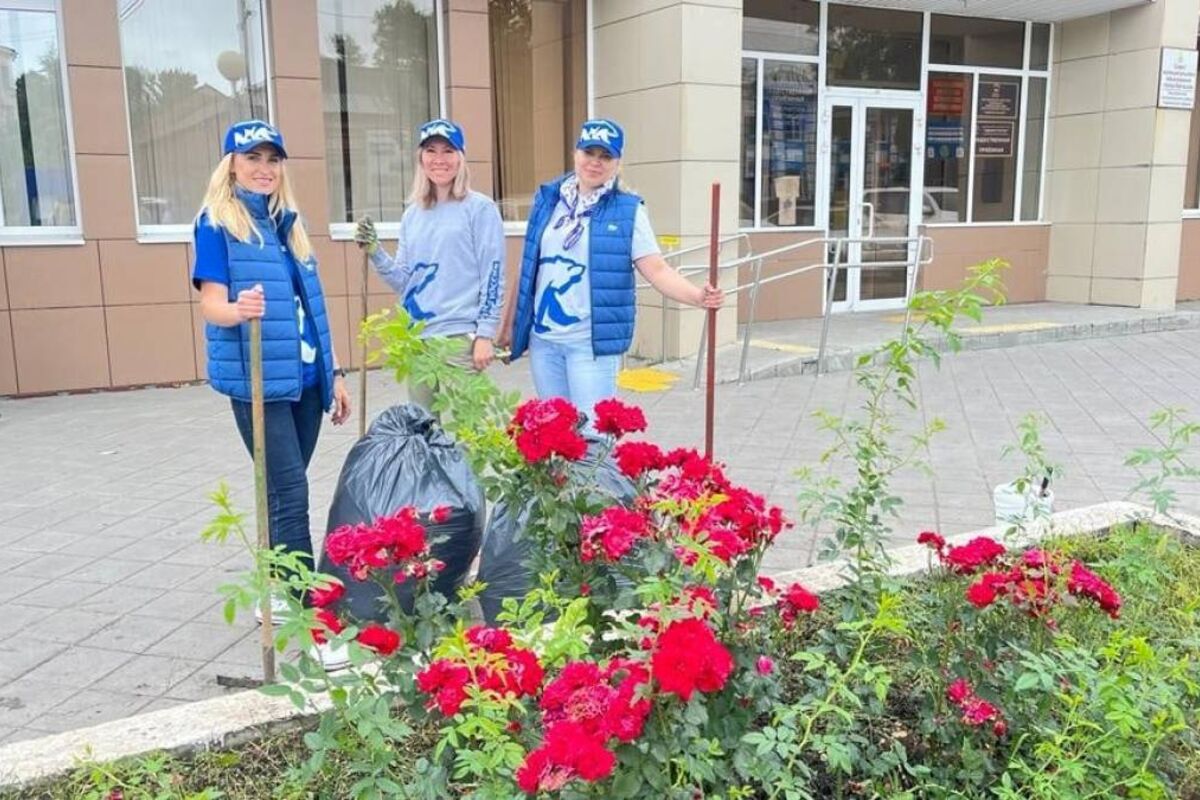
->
[579, 506, 651, 562]
[613, 440, 665, 479]
[310, 608, 344, 645]
[779, 581, 820, 626]
[429, 504, 452, 524]
[942, 536, 1006, 575]
[516, 721, 615, 794]
[650, 617, 733, 700]
[416, 659, 472, 716]
[1066, 561, 1122, 618]
[308, 579, 345, 608]
[917, 531, 946, 552]
[466, 625, 514, 653]
[510, 397, 588, 463]
[592, 398, 647, 438]
[356, 624, 402, 656]
[946, 677, 973, 705]
[965, 572, 1009, 609]
[756, 656, 775, 676]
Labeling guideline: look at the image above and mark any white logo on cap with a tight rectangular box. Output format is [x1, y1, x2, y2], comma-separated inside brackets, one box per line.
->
[422, 122, 456, 140]
[581, 125, 615, 144]
[233, 126, 277, 147]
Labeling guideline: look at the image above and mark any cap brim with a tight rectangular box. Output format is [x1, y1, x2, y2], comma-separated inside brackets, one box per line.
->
[231, 142, 288, 159]
[578, 142, 620, 158]
[420, 135, 463, 152]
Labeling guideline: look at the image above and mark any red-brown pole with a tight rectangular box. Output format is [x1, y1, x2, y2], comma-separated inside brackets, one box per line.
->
[705, 182, 720, 460]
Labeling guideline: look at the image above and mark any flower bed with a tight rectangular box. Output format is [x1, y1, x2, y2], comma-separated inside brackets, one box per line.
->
[7, 402, 1199, 798]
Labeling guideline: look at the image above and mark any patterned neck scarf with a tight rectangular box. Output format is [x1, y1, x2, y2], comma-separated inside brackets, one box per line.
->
[553, 174, 615, 250]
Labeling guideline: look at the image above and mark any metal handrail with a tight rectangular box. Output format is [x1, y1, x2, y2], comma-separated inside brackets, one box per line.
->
[691, 234, 936, 387]
[640, 232, 753, 364]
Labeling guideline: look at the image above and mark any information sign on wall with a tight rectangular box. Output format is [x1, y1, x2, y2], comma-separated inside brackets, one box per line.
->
[1158, 47, 1198, 110]
[975, 79, 1019, 158]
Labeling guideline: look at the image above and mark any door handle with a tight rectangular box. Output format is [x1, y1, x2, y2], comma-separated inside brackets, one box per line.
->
[861, 201, 875, 239]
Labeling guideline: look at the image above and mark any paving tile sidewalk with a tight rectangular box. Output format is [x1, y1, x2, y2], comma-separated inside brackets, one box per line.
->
[4, 325, 1200, 745]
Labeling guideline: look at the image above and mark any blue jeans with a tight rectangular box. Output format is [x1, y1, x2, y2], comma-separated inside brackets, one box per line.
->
[230, 385, 323, 570]
[529, 336, 621, 427]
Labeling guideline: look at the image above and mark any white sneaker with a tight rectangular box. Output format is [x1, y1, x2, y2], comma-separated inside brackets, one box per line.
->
[316, 640, 351, 673]
[253, 595, 292, 626]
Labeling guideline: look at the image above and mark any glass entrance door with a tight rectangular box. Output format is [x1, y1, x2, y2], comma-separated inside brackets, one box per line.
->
[825, 95, 922, 311]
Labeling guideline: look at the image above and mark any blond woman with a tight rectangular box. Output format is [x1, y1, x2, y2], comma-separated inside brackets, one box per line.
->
[192, 120, 350, 623]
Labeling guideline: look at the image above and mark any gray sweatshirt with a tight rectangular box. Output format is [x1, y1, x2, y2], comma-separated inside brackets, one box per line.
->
[370, 190, 505, 340]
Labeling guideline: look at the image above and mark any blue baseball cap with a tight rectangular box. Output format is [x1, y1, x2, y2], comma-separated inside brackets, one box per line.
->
[222, 120, 288, 158]
[576, 118, 624, 158]
[418, 118, 466, 152]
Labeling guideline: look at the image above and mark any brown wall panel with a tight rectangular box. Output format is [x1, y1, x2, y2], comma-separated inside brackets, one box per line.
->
[448, 10, 492, 89]
[106, 304, 198, 386]
[274, 78, 326, 160]
[269, 0, 321, 79]
[1178, 219, 1200, 300]
[76, 154, 137, 240]
[287, 158, 331, 232]
[0, 249, 8, 310]
[6, 243, 103, 309]
[0, 312, 16, 395]
[61, 0, 121, 69]
[99, 241, 191, 306]
[448, 0, 487, 12]
[67, 66, 129, 156]
[918, 225, 1049, 303]
[311, 236, 348, 297]
[11, 307, 111, 393]
[450, 87, 496, 164]
[737, 233, 826, 322]
[191, 303, 208, 379]
[324, 294, 352, 372]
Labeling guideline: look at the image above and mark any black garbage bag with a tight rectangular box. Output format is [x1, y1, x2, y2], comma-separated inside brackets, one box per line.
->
[318, 404, 484, 621]
[476, 441, 635, 625]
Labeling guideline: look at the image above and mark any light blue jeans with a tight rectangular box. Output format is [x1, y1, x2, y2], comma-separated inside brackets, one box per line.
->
[529, 336, 621, 426]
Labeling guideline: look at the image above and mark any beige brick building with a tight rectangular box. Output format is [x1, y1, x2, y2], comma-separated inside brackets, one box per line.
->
[0, 0, 1197, 395]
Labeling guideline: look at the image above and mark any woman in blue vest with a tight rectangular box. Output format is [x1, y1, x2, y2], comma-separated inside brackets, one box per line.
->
[500, 119, 723, 423]
[192, 120, 351, 621]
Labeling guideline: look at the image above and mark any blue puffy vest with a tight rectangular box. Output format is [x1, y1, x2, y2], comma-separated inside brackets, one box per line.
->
[510, 175, 641, 360]
[204, 193, 335, 409]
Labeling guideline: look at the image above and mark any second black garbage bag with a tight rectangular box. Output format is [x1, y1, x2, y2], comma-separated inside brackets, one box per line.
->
[318, 403, 484, 621]
[476, 442, 636, 625]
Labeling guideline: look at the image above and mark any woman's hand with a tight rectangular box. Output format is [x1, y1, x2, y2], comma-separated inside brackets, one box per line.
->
[472, 337, 495, 371]
[235, 284, 265, 320]
[331, 374, 352, 425]
[696, 283, 724, 309]
[354, 216, 379, 255]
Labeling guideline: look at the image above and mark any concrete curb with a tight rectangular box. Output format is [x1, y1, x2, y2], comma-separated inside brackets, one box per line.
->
[1, 501, 1195, 789]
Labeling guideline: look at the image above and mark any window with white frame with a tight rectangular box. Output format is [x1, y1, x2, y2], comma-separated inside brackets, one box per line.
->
[739, 4, 1053, 229]
[741, 0, 820, 229]
[318, 0, 441, 228]
[924, 16, 1051, 223]
[0, 1, 79, 236]
[118, 0, 271, 233]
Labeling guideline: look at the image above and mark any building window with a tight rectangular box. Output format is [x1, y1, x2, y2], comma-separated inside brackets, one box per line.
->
[0, 3, 78, 233]
[827, 5, 923, 91]
[743, 0, 818, 56]
[1185, 32, 1200, 210]
[319, 0, 440, 226]
[925, 20, 1051, 224]
[924, 73, 972, 224]
[489, 0, 587, 223]
[740, 59, 818, 229]
[119, 0, 270, 231]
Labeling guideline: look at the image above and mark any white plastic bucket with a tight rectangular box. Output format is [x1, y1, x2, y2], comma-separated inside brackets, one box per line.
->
[992, 481, 1054, 527]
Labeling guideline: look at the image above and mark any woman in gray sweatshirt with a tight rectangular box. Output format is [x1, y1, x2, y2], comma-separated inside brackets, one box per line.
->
[355, 119, 505, 412]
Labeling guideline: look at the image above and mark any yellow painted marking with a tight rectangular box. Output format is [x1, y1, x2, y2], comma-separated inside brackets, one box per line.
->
[618, 367, 680, 393]
[748, 339, 818, 355]
[959, 322, 1062, 335]
[658, 234, 682, 249]
[882, 313, 926, 323]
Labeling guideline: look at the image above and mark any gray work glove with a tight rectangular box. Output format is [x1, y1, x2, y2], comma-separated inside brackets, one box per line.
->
[354, 216, 379, 255]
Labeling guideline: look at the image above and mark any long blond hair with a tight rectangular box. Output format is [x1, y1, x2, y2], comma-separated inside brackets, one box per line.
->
[407, 148, 471, 209]
[196, 153, 313, 262]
